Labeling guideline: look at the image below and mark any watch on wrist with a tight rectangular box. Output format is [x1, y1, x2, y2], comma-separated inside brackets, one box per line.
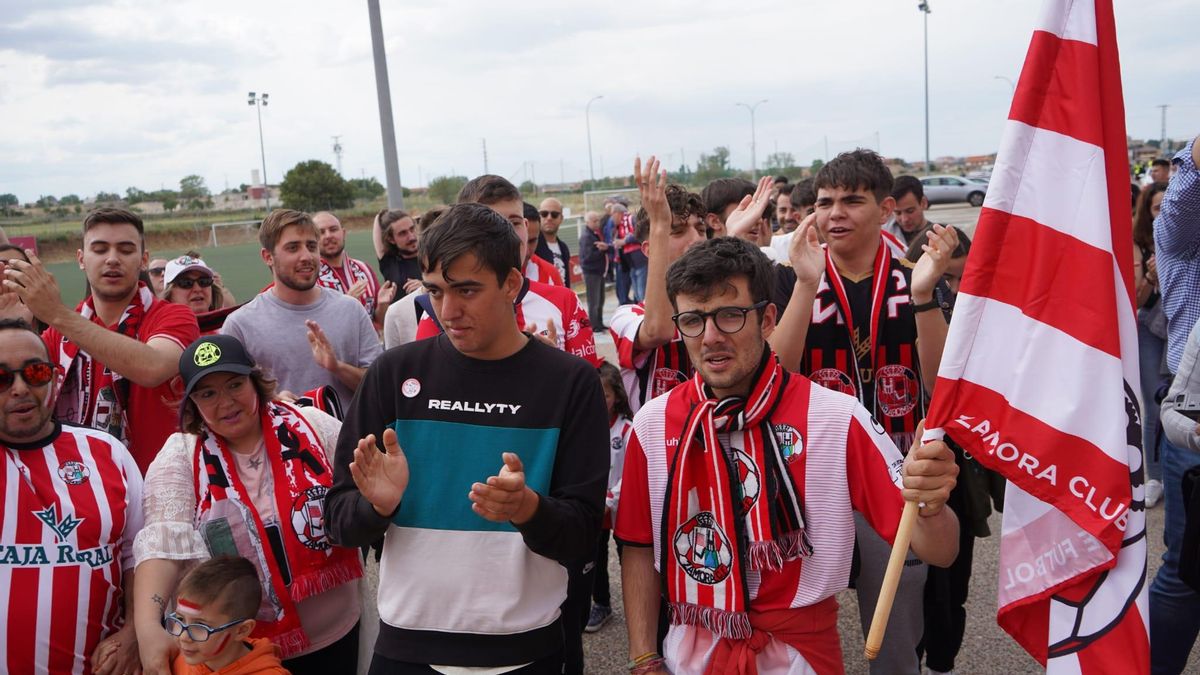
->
[911, 297, 943, 313]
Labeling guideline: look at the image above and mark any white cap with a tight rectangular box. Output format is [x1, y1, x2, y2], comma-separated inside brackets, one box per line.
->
[164, 255, 214, 286]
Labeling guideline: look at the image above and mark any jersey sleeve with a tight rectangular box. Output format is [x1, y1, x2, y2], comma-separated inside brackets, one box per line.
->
[145, 301, 200, 350]
[118, 443, 146, 572]
[562, 292, 602, 367]
[610, 304, 650, 370]
[845, 404, 906, 545]
[613, 426, 654, 547]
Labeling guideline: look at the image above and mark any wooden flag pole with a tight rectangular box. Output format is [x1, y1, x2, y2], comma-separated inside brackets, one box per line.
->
[864, 499, 920, 660]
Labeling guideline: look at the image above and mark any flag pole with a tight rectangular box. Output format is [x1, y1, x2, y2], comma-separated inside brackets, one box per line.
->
[864, 499, 920, 659]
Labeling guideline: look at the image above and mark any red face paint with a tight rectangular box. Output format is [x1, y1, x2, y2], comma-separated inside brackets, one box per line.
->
[215, 632, 232, 652]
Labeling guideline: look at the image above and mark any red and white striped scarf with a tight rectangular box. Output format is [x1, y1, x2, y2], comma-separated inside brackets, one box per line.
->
[193, 401, 362, 658]
[662, 353, 811, 639]
[319, 257, 378, 315]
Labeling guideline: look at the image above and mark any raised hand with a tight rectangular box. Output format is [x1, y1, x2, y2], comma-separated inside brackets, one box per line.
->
[910, 224, 959, 300]
[403, 278, 425, 295]
[1, 251, 66, 324]
[634, 156, 670, 237]
[788, 213, 826, 288]
[350, 428, 410, 517]
[470, 452, 537, 524]
[522, 320, 559, 348]
[377, 281, 398, 306]
[305, 320, 340, 372]
[724, 175, 774, 243]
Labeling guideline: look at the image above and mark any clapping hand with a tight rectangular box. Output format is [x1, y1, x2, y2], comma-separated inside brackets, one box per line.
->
[470, 452, 537, 524]
[350, 428, 410, 517]
[787, 213, 826, 288]
[377, 281, 398, 306]
[347, 278, 369, 300]
[724, 176, 774, 243]
[634, 156, 670, 238]
[910, 224, 959, 300]
[305, 320, 340, 372]
[522, 320, 559, 348]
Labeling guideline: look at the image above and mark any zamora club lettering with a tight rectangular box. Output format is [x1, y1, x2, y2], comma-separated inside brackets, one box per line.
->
[0, 543, 114, 569]
[954, 414, 1129, 531]
[428, 399, 522, 415]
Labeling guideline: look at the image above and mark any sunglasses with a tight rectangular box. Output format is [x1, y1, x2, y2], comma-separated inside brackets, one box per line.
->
[174, 276, 214, 289]
[149, 267, 166, 276]
[0, 361, 58, 393]
[539, 210, 562, 219]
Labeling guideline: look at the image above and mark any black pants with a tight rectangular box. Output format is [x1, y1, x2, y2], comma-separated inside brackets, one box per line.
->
[584, 273, 606, 329]
[561, 560, 595, 675]
[283, 621, 360, 675]
[917, 524, 976, 672]
[592, 529, 612, 607]
[368, 646, 565, 674]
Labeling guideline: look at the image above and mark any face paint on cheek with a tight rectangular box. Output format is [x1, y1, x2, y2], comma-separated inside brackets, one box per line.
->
[216, 632, 232, 652]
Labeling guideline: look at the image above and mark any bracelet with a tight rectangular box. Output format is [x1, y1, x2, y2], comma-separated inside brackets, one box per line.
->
[628, 652, 660, 668]
[631, 658, 666, 674]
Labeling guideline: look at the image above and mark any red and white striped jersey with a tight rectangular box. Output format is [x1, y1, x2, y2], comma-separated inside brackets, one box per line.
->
[615, 375, 905, 670]
[524, 256, 564, 287]
[0, 423, 144, 674]
[415, 279, 601, 367]
[609, 304, 693, 414]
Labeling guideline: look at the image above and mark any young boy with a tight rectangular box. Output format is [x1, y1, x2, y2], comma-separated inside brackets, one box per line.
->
[168, 556, 287, 675]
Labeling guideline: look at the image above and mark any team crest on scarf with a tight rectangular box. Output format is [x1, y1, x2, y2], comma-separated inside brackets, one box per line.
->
[673, 511, 734, 585]
[810, 368, 856, 396]
[732, 450, 761, 512]
[653, 367, 687, 399]
[876, 364, 919, 417]
[290, 486, 330, 551]
[773, 424, 803, 463]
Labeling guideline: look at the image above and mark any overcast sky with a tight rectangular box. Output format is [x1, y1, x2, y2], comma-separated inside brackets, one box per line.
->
[3, 0, 1198, 202]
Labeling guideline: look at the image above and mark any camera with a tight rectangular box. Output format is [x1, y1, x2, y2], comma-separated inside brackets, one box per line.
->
[1172, 392, 1200, 421]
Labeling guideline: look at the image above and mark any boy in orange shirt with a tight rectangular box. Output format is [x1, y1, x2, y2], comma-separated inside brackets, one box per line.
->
[167, 556, 288, 675]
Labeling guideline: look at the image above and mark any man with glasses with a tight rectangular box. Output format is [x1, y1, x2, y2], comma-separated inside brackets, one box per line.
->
[536, 197, 572, 286]
[0, 318, 145, 674]
[148, 257, 169, 294]
[614, 237, 961, 674]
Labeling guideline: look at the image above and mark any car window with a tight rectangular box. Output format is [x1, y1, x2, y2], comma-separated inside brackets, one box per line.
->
[920, 177, 936, 186]
[947, 177, 966, 186]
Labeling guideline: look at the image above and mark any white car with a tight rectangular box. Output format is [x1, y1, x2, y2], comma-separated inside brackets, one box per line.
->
[920, 175, 988, 207]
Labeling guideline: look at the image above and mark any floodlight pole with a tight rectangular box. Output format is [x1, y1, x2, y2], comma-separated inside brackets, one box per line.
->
[736, 99, 768, 179]
[368, 0, 404, 209]
[586, 95, 603, 183]
[248, 91, 271, 210]
[919, 1, 931, 174]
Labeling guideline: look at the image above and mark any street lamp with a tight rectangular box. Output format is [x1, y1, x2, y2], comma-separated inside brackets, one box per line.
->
[586, 95, 603, 183]
[247, 91, 271, 210]
[918, 1, 931, 174]
[735, 100, 768, 179]
[993, 75, 1016, 93]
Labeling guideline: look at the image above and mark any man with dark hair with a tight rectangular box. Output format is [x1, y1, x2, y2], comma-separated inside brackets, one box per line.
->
[701, 177, 757, 239]
[579, 211, 609, 330]
[522, 202, 564, 286]
[0, 318, 145, 673]
[886, 175, 943, 249]
[536, 197, 572, 286]
[610, 159, 706, 414]
[373, 209, 424, 295]
[222, 209, 381, 406]
[770, 148, 960, 674]
[767, 179, 820, 260]
[615, 236, 961, 674]
[315, 211, 397, 322]
[1150, 157, 1172, 184]
[1, 207, 199, 471]
[326, 202, 609, 674]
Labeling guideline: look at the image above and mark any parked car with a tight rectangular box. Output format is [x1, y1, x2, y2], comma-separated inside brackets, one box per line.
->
[920, 174, 988, 207]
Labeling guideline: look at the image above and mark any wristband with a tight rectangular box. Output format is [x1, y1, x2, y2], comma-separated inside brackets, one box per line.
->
[628, 652, 660, 667]
[911, 297, 942, 313]
[631, 658, 666, 674]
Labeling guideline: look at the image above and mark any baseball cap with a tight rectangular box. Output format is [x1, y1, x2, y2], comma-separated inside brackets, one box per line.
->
[164, 255, 215, 286]
[178, 335, 256, 401]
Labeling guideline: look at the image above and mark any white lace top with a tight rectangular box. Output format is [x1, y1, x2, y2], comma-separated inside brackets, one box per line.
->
[132, 405, 344, 566]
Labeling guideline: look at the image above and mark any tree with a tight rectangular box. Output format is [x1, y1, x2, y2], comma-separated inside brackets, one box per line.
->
[810, 159, 825, 174]
[519, 180, 537, 196]
[125, 187, 147, 204]
[162, 195, 178, 212]
[0, 194, 18, 208]
[348, 177, 386, 201]
[764, 152, 796, 173]
[280, 160, 354, 212]
[695, 146, 733, 182]
[94, 191, 121, 203]
[59, 194, 82, 205]
[427, 175, 469, 205]
[179, 175, 210, 201]
[36, 195, 58, 208]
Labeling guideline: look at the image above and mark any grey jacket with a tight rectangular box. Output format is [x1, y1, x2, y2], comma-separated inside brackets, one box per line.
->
[1161, 316, 1200, 452]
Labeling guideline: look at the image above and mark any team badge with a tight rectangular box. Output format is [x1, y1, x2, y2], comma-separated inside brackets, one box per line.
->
[401, 378, 421, 398]
[611, 435, 625, 451]
[731, 450, 761, 512]
[291, 486, 330, 550]
[811, 368, 856, 396]
[194, 342, 222, 367]
[566, 318, 582, 339]
[773, 424, 803, 463]
[57, 460, 90, 485]
[651, 368, 687, 399]
[876, 365, 919, 417]
[672, 511, 733, 584]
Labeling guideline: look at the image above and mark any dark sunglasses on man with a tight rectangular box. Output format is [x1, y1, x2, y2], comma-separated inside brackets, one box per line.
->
[174, 276, 215, 290]
[0, 361, 58, 393]
[538, 210, 562, 219]
[149, 267, 166, 277]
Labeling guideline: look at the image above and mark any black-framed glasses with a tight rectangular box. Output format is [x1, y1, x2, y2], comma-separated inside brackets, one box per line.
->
[163, 612, 249, 642]
[174, 276, 215, 289]
[0, 361, 58, 393]
[149, 267, 166, 276]
[672, 301, 768, 338]
[539, 210, 562, 219]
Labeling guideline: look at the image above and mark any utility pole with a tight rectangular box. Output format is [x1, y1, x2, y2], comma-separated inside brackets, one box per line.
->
[482, 138, 489, 173]
[331, 135, 343, 176]
[586, 95, 603, 183]
[368, 0, 404, 209]
[735, 100, 768, 179]
[919, 1, 932, 174]
[1157, 104, 1170, 153]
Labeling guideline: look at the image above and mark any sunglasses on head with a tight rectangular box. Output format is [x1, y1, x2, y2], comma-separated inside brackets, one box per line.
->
[174, 276, 214, 289]
[539, 210, 562, 219]
[0, 361, 58, 393]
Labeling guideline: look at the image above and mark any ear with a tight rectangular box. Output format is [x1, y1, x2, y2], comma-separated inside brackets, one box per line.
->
[502, 267, 523, 304]
[877, 196, 897, 225]
[76, 249, 84, 270]
[233, 619, 256, 641]
[759, 302, 779, 341]
[705, 213, 723, 236]
[259, 248, 273, 268]
[640, 239, 650, 257]
[141, 249, 150, 269]
[920, 196, 929, 210]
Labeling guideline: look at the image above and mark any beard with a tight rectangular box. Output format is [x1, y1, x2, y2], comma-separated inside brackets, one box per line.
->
[276, 267, 317, 292]
[321, 241, 346, 259]
[0, 401, 54, 442]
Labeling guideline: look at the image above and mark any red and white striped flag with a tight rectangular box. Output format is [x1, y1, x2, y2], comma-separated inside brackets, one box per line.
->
[924, 0, 1149, 671]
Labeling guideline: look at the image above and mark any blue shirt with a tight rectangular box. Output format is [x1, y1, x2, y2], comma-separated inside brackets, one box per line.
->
[1153, 137, 1200, 373]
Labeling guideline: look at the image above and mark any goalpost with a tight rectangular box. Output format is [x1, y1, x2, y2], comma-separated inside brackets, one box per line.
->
[207, 220, 261, 247]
